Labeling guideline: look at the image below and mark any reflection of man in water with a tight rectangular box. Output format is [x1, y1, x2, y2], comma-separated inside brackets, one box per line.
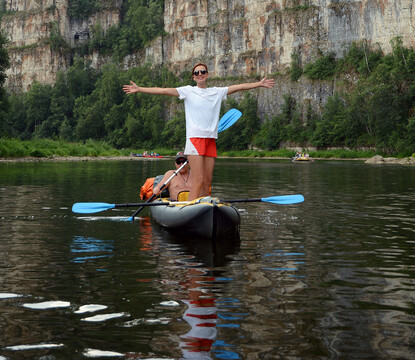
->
[179, 269, 217, 359]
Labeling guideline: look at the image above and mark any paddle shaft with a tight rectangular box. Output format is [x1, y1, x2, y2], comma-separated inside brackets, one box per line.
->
[129, 160, 188, 220]
[223, 198, 263, 203]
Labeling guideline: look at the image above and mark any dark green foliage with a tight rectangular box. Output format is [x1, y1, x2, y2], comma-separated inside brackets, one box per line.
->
[2, 38, 415, 156]
[217, 93, 260, 150]
[253, 95, 307, 150]
[25, 82, 53, 138]
[311, 94, 348, 147]
[289, 53, 303, 81]
[68, 0, 101, 20]
[304, 52, 336, 80]
[3, 57, 98, 140]
[338, 41, 383, 75]
[80, 0, 165, 59]
[161, 110, 186, 148]
[48, 22, 68, 51]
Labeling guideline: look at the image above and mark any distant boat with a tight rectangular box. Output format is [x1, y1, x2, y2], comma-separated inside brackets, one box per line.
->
[130, 153, 163, 158]
[291, 154, 313, 162]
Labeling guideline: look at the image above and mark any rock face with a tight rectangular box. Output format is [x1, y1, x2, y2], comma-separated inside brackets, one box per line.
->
[2, 0, 415, 102]
[1, 0, 122, 92]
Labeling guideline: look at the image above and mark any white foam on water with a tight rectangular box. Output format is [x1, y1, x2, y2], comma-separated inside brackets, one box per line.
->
[121, 316, 170, 327]
[23, 300, 70, 309]
[75, 304, 108, 314]
[159, 300, 180, 307]
[77, 216, 131, 222]
[83, 348, 125, 357]
[5, 343, 64, 351]
[145, 317, 170, 325]
[81, 312, 126, 322]
[0, 293, 22, 299]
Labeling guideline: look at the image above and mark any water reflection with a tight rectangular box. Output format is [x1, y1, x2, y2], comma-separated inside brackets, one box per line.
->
[1, 159, 415, 359]
[150, 220, 243, 359]
[70, 235, 115, 263]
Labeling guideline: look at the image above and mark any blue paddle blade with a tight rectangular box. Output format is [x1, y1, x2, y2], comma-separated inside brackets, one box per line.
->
[261, 195, 305, 205]
[72, 202, 115, 214]
[218, 109, 242, 132]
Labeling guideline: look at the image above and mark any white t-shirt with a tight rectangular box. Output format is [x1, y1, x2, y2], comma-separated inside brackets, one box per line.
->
[177, 85, 228, 139]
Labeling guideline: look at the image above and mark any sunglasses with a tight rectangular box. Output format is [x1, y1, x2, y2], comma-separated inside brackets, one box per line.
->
[176, 159, 186, 165]
[193, 70, 207, 76]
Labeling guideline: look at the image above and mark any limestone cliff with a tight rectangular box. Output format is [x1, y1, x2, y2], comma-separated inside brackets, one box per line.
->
[1, 0, 121, 92]
[2, 0, 415, 112]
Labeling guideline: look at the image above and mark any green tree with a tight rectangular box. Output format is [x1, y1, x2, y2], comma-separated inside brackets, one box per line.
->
[217, 93, 260, 150]
[304, 52, 336, 80]
[68, 0, 101, 20]
[25, 82, 53, 138]
[85, 0, 165, 59]
[74, 63, 126, 141]
[3, 94, 26, 138]
[311, 93, 347, 147]
[161, 110, 186, 148]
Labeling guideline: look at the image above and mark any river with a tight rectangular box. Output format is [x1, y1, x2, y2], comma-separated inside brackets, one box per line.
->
[0, 158, 414, 359]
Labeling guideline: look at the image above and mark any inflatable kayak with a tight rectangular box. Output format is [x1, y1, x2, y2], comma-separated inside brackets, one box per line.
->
[149, 196, 241, 239]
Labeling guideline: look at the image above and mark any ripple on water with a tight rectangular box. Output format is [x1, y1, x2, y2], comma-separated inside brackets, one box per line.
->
[74, 304, 108, 314]
[82, 348, 125, 357]
[0, 293, 22, 299]
[5, 343, 65, 351]
[81, 312, 127, 322]
[22, 300, 71, 310]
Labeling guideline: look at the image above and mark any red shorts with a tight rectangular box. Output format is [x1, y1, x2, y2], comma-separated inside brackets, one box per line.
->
[185, 138, 217, 158]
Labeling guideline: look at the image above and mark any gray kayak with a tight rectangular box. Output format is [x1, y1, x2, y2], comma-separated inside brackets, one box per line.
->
[149, 196, 241, 239]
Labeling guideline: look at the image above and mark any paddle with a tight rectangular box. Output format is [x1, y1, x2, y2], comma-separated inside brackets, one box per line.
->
[72, 201, 188, 214]
[72, 109, 242, 219]
[127, 109, 241, 220]
[224, 195, 305, 205]
[72, 161, 188, 218]
[218, 108, 242, 132]
[128, 160, 189, 220]
[72, 194, 305, 215]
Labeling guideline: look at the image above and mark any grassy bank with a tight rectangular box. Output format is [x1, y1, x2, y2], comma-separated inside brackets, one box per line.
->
[218, 148, 380, 159]
[0, 138, 400, 160]
[0, 139, 177, 158]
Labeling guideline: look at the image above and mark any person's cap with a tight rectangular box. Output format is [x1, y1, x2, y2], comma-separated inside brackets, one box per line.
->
[175, 151, 187, 161]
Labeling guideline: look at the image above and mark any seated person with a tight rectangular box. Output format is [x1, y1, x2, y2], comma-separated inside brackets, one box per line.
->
[153, 152, 193, 201]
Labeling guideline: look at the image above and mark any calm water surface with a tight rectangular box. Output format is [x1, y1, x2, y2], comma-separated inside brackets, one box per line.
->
[0, 158, 414, 359]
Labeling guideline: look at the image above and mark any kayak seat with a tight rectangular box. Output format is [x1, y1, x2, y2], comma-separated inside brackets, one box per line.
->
[177, 191, 189, 201]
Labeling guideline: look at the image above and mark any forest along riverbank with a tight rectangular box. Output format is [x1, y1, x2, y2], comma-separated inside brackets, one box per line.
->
[1, 155, 415, 165]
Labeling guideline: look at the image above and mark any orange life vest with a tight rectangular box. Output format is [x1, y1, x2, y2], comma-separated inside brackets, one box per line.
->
[140, 177, 155, 200]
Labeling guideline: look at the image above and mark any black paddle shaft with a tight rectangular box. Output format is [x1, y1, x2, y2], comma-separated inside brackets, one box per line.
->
[129, 160, 188, 220]
[223, 198, 262, 203]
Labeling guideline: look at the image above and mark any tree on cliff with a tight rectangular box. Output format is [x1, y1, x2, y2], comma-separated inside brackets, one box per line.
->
[0, 30, 10, 136]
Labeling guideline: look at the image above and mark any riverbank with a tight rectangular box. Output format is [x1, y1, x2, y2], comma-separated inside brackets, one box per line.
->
[1, 139, 414, 164]
[0, 155, 153, 163]
[1, 154, 415, 165]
